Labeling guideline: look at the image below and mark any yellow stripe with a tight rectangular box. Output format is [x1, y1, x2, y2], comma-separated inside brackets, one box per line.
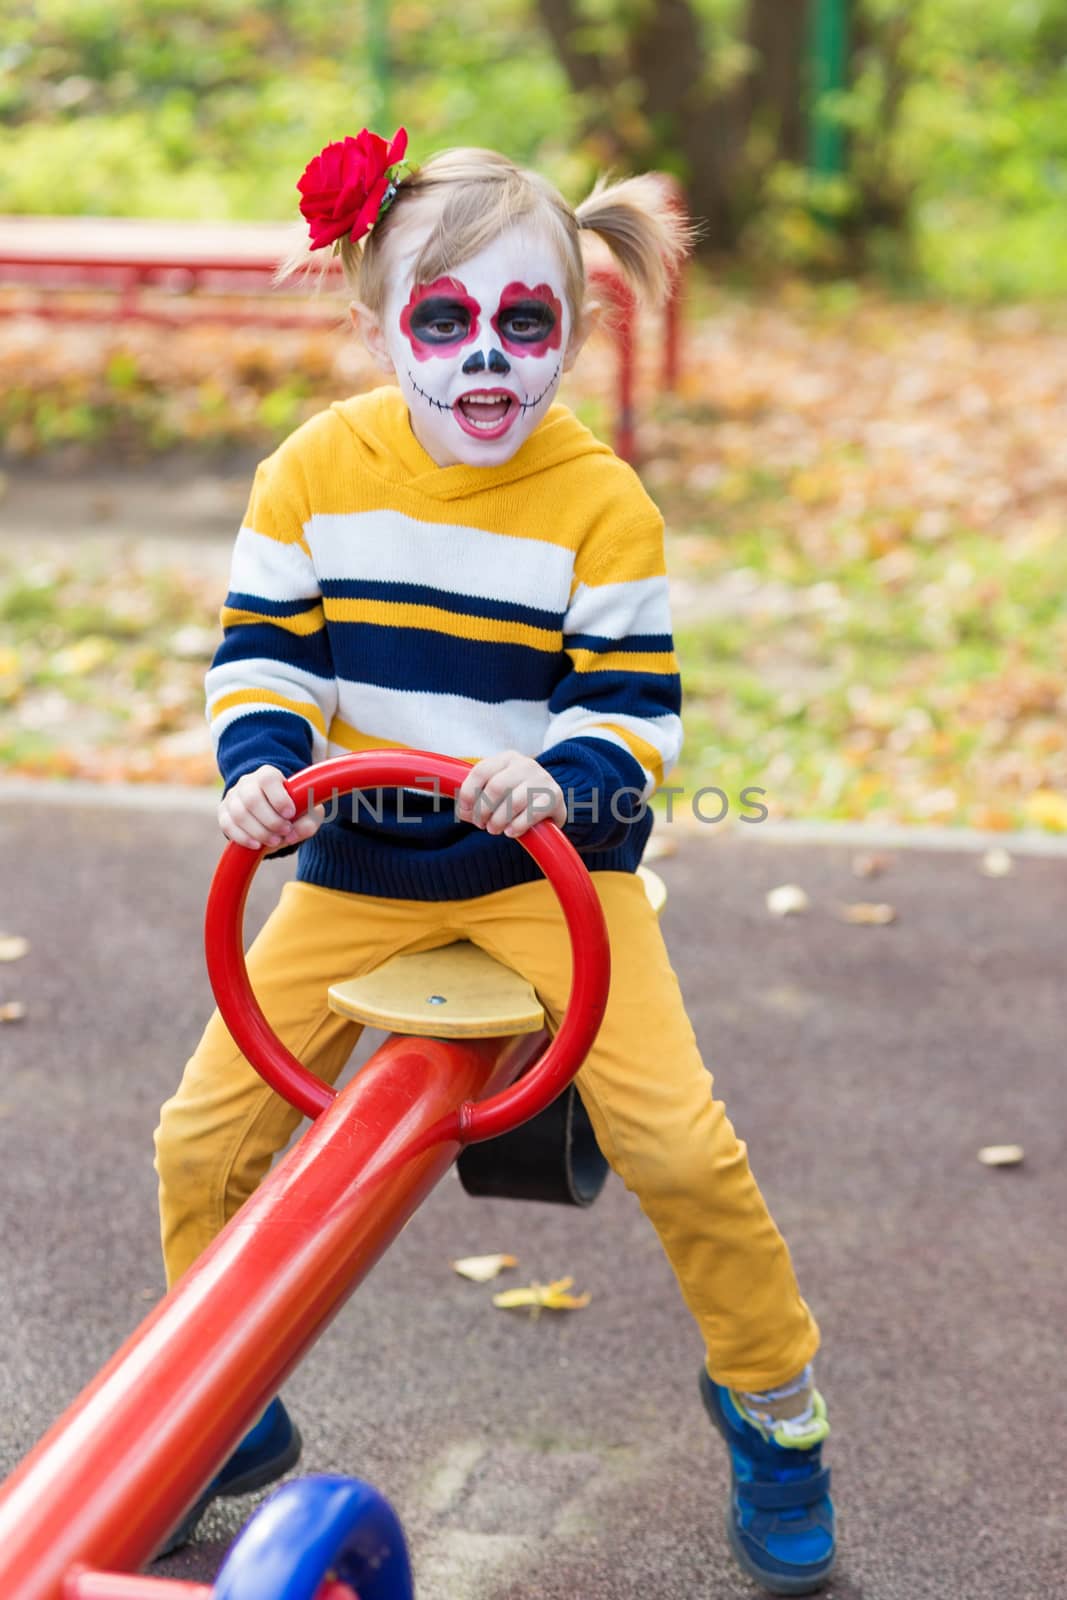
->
[329, 720, 480, 764]
[212, 688, 327, 737]
[568, 648, 678, 676]
[327, 721, 407, 755]
[322, 598, 559, 653]
[221, 604, 324, 637]
[596, 723, 665, 788]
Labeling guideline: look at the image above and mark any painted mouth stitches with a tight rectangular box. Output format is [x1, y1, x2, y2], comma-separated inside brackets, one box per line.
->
[407, 363, 561, 420]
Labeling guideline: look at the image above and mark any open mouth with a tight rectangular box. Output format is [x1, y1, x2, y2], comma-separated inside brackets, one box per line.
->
[453, 388, 518, 439]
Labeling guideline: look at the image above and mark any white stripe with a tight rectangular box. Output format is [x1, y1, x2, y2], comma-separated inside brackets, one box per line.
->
[544, 705, 684, 774]
[206, 657, 336, 713]
[227, 525, 320, 603]
[305, 510, 574, 614]
[565, 575, 673, 642]
[331, 680, 550, 759]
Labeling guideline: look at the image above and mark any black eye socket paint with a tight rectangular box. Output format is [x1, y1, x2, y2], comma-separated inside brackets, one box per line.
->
[491, 282, 564, 358]
[499, 300, 556, 339]
[409, 298, 474, 341]
[399, 276, 482, 362]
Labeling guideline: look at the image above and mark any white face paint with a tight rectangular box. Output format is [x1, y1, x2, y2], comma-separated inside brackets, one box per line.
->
[379, 223, 572, 467]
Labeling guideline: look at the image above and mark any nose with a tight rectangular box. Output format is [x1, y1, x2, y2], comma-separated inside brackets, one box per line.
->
[461, 348, 511, 376]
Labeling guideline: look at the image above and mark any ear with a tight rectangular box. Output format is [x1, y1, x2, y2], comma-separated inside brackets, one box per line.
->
[349, 300, 394, 373]
[562, 299, 602, 374]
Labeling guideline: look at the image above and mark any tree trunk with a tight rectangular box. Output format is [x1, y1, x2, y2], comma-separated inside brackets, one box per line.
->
[535, 0, 911, 258]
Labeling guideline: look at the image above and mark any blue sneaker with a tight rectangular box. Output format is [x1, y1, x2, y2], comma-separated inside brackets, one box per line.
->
[154, 1397, 302, 1557]
[700, 1369, 835, 1595]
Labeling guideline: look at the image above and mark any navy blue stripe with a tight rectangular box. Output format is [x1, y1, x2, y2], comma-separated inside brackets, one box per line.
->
[321, 578, 563, 631]
[225, 591, 321, 618]
[548, 669, 682, 719]
[564, 632, 675, 654]
[328, 624, 562, 702]
[214, 622, 334, 678]
[216, 708, 315, 792]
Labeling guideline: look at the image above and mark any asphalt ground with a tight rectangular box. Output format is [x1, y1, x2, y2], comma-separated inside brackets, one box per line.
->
[0, 796, 1062, 1599]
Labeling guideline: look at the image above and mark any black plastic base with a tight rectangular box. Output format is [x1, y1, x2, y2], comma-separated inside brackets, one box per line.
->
[456, 1082, 608, 1207]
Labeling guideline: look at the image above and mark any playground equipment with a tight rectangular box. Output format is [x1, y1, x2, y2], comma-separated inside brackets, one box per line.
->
[0, 181, 688, 463]
[0, 749, 617, 1600]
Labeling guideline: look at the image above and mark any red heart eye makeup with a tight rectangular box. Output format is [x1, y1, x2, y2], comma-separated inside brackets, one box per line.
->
[491, 282, 563, 358]
[399, 277, 481, 362]
[399, 278, 561, 362]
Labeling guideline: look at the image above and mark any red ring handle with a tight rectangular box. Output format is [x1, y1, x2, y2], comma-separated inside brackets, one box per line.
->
[204, 749, 611, 1145]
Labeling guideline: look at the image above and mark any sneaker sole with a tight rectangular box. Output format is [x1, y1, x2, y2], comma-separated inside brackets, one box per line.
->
[725, 1512, 836, 1597]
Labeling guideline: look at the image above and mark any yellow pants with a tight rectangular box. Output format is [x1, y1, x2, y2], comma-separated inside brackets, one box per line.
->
[154, 872, 819, 1390]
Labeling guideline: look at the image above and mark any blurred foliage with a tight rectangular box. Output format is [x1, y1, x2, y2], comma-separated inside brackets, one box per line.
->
[0, 0, 588, 215]
[4, 0, 1067, 296]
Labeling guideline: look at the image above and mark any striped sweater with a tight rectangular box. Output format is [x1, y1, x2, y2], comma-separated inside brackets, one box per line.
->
[207, 384, 683, 900]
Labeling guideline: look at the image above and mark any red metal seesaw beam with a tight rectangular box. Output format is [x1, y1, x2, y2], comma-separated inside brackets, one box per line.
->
[0, 751, 609, 1600]
[0, 1023, 543, 1600]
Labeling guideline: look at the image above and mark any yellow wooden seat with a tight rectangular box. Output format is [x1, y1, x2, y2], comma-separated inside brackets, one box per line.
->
[327, 862, 668, 1039]
[328, 941, 545, 1039]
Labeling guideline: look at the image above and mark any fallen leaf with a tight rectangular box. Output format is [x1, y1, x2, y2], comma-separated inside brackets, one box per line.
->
[979, 848, 1013, 878]
[50, 635, 116, 677]
[0, 1001, 26, 1022]
[451, 1253, 518, 1283]
[492, 1276, 591, 1315]
[977, 1144, 1024, 1167]
[837, 901, 897, 924]
[0, 935, 30, 962]
[766, 884, 810, 916]
[851, 852, 891, 878]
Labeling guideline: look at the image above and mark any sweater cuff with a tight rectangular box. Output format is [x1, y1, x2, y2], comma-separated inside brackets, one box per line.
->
[539, 736, 648, 851]
[216, 709, 315, 797]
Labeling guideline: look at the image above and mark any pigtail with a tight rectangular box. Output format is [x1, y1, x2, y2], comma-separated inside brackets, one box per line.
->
[575, 173, 699, 305]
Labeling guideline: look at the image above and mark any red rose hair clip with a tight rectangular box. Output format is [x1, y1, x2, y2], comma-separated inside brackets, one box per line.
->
[297, 127, 408, 252]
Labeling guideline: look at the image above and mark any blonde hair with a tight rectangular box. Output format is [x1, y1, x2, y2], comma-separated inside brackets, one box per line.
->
[277, 146, 697, 319]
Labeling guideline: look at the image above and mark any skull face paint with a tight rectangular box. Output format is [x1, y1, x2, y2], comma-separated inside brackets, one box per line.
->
[381, 224, 572, 467]
[399, 277, 481, 363]
[491, 283, 564, 360]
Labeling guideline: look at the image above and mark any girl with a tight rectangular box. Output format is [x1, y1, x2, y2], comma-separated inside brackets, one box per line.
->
[153, 127, 835, 1594]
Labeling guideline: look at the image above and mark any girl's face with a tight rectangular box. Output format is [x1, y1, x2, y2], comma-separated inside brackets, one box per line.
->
[358, 221, 587, 467]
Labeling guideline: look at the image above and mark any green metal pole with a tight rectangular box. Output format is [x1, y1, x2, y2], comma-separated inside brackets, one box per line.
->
[367, 0, 391, 129]
[809, 0, 849, 178]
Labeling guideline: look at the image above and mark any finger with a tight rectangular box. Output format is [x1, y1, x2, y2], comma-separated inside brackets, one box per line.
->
[457, 753, 511, 818]
[236, 784, 292, 835]
[503, 786, 561, 837]
[226, 795, 288, 847]
[283, 806, 325, 843]
[484, 786, 527, 835]
[502, 805, 534, 838]
[219, 813, 265, 850]
[258, 768, 297, 823]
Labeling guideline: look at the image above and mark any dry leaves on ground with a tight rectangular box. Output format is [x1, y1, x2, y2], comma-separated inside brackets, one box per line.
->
[492, 1277, 591, 1315]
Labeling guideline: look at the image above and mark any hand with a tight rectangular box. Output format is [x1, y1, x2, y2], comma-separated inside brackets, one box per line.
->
[218, 764, 325, 851]
[456, 751, 566, 839]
